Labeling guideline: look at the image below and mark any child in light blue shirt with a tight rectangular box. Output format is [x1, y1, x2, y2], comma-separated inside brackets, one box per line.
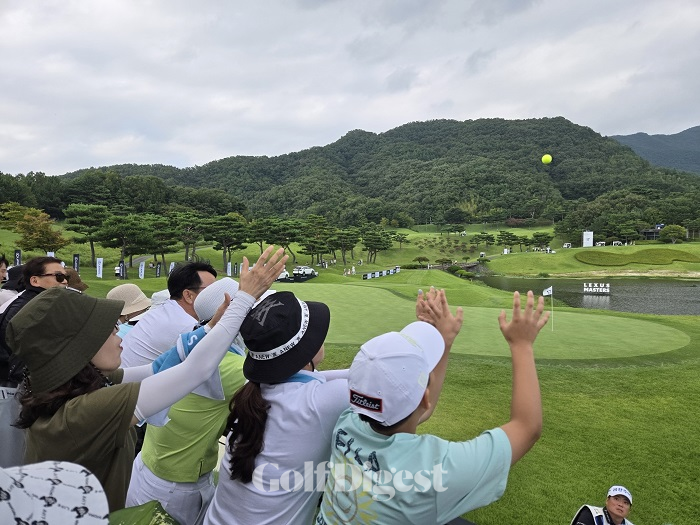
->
[317, 289, 549, 524]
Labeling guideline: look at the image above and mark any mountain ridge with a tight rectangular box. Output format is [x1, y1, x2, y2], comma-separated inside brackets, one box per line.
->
[58, 117, 700, 225]
[610, 126, 700, 174]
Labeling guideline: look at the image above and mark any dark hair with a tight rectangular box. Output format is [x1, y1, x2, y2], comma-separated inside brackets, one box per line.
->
[167, 262, 217, 299]
[14, 364, 110, 429]
[359, 413, 412, 434]
[22, 256, 63, 284]
[0, 253, 9, 268]
[225, 382, 270, 483]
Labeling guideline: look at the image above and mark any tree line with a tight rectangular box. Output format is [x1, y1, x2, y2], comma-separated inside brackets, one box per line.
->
[2, 117, 700, 247]
[0, 203, 400, 269]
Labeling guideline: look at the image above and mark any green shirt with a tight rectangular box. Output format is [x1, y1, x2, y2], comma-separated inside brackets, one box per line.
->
[141, 352, 245, 482]
[25, 376, 140, 512]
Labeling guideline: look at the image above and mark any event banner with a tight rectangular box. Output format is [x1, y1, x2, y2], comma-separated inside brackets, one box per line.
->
[73, 254, 80, 272]
[96, 258, 103, 278]
[139, 261, 145, 279]
[362, 266, 401, 280]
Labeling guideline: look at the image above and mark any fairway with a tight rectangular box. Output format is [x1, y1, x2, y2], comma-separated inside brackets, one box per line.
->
[270, 282, 688, 359]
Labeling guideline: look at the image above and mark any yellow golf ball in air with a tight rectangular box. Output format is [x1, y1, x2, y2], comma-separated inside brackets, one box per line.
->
[541, 154, 552, 164]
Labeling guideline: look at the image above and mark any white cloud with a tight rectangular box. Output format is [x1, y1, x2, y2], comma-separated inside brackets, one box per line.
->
[1, 0, 698, 175]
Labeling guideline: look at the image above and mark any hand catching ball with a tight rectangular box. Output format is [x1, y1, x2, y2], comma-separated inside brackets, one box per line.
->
[541, 154, 552, 164]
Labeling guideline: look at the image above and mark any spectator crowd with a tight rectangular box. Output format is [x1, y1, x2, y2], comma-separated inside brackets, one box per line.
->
[0, 251, 635, 525]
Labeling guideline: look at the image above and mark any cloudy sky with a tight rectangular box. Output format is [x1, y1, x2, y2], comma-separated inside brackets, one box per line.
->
[2, 0, 699, 176]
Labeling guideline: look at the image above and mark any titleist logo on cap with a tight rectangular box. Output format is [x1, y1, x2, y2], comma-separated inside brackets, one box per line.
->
[350, 391, 382, 412]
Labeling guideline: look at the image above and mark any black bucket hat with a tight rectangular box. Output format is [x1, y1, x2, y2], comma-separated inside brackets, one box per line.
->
[241, 291, 330, 383]
[6, 287, 123, 393]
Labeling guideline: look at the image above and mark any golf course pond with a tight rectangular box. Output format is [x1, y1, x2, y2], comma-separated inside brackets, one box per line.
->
[478, 276, 700, 315]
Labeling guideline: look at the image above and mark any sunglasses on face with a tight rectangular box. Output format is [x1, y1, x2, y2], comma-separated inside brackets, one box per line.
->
[38, 272, 68, 283]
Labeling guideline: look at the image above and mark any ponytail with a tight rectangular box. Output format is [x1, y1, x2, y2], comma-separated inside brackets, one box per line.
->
[226, 381, 270, 483]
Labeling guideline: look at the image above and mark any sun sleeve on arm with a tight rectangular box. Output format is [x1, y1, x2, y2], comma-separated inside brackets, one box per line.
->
[133, 291, 255, 422]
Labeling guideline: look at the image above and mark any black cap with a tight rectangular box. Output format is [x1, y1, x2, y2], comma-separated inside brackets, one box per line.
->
[2, 265, 24, 292]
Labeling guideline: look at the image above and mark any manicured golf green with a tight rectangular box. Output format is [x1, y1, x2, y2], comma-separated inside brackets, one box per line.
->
[272, 281, 688, 359]
[276, 271, 700, 523]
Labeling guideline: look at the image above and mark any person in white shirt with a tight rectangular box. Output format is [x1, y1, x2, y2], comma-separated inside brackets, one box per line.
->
[204, 291, 349, 525]
[119, 262, 217, 367]
[571, 485, 635, 525]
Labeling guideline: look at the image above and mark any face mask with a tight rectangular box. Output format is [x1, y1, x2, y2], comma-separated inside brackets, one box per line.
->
[116, 323, 133, 339]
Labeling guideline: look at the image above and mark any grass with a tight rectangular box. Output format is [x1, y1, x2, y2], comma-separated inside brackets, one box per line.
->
[277, 273, 698, 524]
[322, 309, 700, 524]
[3, 227, 700, 523]
[485, 242, 700, 277]
[4, 222, 700, 278]
[273, 278, 689, 360]
[574, 248, 700, 266]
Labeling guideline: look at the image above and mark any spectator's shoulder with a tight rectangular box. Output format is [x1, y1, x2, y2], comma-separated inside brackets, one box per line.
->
[570, 504, 596, 525]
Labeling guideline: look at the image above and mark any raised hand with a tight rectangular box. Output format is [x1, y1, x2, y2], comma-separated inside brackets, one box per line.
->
[498, 290, 547, 465]
[498, 291, 549, 347]
[416, 287, 464, 348]
[238, 246, 289, 300]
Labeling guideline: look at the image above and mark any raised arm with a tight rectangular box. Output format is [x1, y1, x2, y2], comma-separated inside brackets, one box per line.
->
[498, 290, 549, 465]
[130, 246, 288, 426]
[415, 287, 464, 423]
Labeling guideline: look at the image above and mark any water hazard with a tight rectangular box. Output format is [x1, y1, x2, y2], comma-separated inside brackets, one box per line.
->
[478, 276, 700, 315]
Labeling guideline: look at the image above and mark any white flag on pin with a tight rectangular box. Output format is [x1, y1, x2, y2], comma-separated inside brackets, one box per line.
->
[543, 286, 553, 296]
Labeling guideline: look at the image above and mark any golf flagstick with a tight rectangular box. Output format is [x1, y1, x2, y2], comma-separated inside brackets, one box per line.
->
[550, 293, 554, 331]
[543, 286, 554, 331]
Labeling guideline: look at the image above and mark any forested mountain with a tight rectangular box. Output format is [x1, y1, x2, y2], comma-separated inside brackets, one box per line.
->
[58, 117, 700, 228]
[3, 117, 700, 250]
[611, 126, 700, 174]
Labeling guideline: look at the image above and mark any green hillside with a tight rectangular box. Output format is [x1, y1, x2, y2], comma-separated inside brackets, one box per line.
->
[54, 117, 700, 226]
[611, 125, 700, 174]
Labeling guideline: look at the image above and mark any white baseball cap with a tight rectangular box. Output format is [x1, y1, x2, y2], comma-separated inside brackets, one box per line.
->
[194, 277, 239, 322]
[607, 485, 632, 504]
[150, 288, 171, 308]
[0, 461, 108, 524]
[348, 321, 445, 426]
